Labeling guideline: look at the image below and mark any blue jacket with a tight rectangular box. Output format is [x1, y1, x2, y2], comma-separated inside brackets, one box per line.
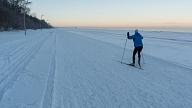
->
[127, 33, 143, 47]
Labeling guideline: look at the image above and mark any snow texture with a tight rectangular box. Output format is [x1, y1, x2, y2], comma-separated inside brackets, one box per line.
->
[0, 28, 192, 108]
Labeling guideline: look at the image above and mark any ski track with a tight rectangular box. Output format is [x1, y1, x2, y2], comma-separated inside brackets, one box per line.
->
[0, 29, 192, 108]
[42, 32, 57, 108]
[0, 32, 52, 101]
[52, 30, 192, 108]
[53, 30, 192, 108]
[53, 31, 112, 108]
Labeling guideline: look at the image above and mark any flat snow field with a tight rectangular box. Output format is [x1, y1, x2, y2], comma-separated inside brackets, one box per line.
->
[0, 28, 192, 108]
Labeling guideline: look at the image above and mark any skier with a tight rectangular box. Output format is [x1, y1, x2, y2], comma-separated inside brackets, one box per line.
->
[127, 29, 143, 66]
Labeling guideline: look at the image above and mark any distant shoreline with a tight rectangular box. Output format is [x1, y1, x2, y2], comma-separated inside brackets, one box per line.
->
[59, 27, 192, 33]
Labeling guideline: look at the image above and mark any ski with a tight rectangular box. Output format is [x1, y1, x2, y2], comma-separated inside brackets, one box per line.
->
[126, 63, 143, 70]
[128, 63, 143, 70]
[118, 61, 143, 70]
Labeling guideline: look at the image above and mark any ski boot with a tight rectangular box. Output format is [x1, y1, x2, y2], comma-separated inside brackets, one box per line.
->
[129, 63, 135, 66]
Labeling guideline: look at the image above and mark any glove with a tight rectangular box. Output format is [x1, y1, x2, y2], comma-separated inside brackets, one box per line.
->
[127, 32, 130, 38]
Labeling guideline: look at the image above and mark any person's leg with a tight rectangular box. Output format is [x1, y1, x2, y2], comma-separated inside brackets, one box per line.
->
[132, 47, 137, 63]
[137, 46, 143, 62]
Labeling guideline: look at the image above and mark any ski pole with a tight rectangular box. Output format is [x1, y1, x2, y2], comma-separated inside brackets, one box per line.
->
[121, 32, 128, 63]
[141, 51, 145, 64]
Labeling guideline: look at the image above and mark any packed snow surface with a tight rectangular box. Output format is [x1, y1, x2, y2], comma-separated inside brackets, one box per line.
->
[0, 28, 192, 108]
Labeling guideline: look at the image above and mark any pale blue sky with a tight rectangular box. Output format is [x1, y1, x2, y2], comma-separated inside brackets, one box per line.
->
[29, 0, 192, 28]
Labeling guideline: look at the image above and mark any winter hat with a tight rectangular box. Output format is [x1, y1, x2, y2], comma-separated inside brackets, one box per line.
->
[135, 29, 138, 33]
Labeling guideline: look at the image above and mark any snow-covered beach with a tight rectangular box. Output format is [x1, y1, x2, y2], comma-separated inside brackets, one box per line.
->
[0, 28, 192, 108]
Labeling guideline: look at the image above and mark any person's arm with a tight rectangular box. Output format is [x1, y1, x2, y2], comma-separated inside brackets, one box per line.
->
[128, 35, 135, 39]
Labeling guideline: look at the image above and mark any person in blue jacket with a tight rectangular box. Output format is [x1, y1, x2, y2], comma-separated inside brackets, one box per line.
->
[127, 29, 143, 66]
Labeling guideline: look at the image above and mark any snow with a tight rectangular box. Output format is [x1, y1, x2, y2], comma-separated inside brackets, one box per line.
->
[0, 28, 192, 108]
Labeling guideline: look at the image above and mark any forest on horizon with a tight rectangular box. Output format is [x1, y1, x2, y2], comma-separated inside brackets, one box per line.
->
[0, 0, 52, 31]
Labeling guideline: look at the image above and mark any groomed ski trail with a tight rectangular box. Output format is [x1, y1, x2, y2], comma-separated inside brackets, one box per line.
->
[0, 30, 56, 107]
[0, 29, 192, 108]
[0, 32, 52, 101]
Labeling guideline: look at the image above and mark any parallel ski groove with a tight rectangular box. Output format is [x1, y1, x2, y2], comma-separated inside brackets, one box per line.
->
[0, 33, 51, 101]
[42, 34, 57, 108]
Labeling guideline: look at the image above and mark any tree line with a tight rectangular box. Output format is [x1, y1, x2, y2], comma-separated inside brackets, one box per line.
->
[0, 0, 52, 31]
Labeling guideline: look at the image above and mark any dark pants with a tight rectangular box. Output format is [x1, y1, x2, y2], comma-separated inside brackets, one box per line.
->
[132, 46, 143, 63]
